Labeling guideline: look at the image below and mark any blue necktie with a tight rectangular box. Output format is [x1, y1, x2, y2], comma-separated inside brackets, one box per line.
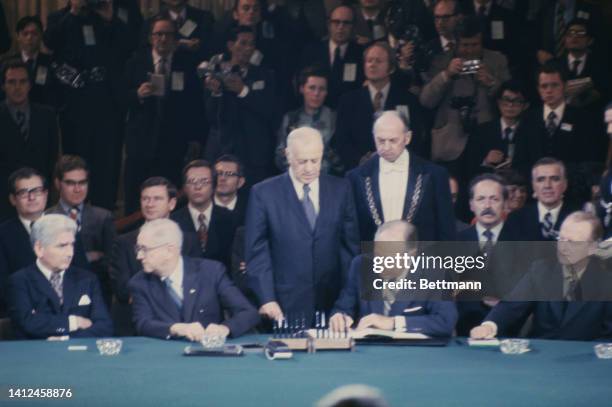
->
[541, 212, 554, 239]
[164, 278, 182, 309]
[302, 184, 317, 230]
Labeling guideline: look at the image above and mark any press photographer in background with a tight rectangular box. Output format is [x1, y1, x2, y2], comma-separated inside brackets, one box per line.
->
[420, 16, 510, 186]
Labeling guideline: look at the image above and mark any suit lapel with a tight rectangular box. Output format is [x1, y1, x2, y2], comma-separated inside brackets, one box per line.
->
[31, 266, 62, 312]
[62, 268, 78, 311]
[150, 276, 182, 321]
[282, 173, 313, 233]
[181, 260, 198, 322]
[206, 207, 220, 256]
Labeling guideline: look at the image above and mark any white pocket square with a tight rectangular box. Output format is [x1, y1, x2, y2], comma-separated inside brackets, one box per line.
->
[403, 306, 422, 313]
[78, 294, 91, 306]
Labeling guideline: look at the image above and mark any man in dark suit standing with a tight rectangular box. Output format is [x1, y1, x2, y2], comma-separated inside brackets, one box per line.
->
[8, 214, 112, 339]
[0, 168, 90, 318]
[246, 127, 359, 324]
[0, 16, 57, 107]
[46, 155, 115, 306]
[214, 154, 248, 226]
[513, 64, 603, 177]
[347, 111, 455, 242]
[141, 0, 215, 60]
[129, 218, 258, 340]
[353, 0, 387, 45]
[426, 0, 462, 61]
[0, 61, 59, 221]
[300, 4, 364, 108]
[329, 220, 458, 337]
[471, 211, 612, 341]
[333, 42, 425, 170]
[171, 160, 237, 268]
[124, 15, 204, 215]
[110, 177, 202, 335]
[505, 157, 574, 242]
[204, 26, 278, 187]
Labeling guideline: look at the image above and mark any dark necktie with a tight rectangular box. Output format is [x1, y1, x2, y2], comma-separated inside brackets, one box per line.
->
[546, 111, 557, 136]
[197, 213, 208, 252]
[482, 228, 494, 257]
[69, 207, 81, 231]
[15, 110, 27, 141]
[555, 3, 566, 57]
[157, 57, 167, 76]
[176, 15, 185, 31]
[478, 5, 486, 17]
[503, 126, 513, 142]
[541, 212, 554, 239]
[331, 46, 343, 79]
[302, 184, 317, 230]
[25, 58, 35, 76]
[373, 91, 383, 112]
[50, 271, 63, 304]
[366, 19, 375, 35]
[164, 278, 182, 310]
[571, 59, 581, 76]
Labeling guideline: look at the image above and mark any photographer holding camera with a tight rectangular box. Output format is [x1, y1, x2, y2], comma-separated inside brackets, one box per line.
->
[420, 16, 509, 184]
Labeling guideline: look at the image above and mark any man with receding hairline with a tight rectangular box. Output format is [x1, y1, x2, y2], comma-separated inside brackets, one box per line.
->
[246, 127, 359, 325]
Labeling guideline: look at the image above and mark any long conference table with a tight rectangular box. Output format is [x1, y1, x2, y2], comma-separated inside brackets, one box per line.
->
[1, 336, 611, 406]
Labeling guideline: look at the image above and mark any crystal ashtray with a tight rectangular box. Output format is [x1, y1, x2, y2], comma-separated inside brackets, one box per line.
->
[96, 338, 123, 356]
[500, 339, 530, 354]
[594, 343, 612, 359]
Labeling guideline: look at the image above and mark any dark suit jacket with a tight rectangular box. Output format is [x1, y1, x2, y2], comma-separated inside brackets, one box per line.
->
[465, 119, 528, 179]
[171, 205, 237, 267]
[109, 226, 203, 304]
[8, 264, 112, 339]
[486, 258, 612, 340]
[128, 256, 259, 339]
[332, 255, 458, 337]
[504, 202, 574, 242]
[347, 153, 456, 242]
[0, 217, 90, 317]
[245, 173, 360, 322]
[333, 82, 425, 170]
[299, 40, 364, 108]
[205, 64, 278, 182]
[141, 5, 215, 60]
[513, 104, 601, 176]
[124, 47, 204, 161]
[0, 102, 59, 220]
[552, 53, 610, 112]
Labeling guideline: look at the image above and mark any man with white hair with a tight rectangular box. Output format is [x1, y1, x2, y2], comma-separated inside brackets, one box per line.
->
[8, 214, 112, 339]
[128, 219, 258, 340]
[245, 126, 359, 325]
[347, 111, 455, 242]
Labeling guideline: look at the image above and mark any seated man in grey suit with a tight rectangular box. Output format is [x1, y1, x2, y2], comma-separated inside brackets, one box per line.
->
[128, 218, 258, 341]
[329, 220, 458, 337]
[8, 214, 112, 339]
[47, 155, 115, 305]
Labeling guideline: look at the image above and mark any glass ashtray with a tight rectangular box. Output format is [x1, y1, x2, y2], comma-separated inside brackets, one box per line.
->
[96, 338, 123, 356]
[200, 335, 226, 349]
[500, 339, 530, 354]
[594, 343, 612, 359]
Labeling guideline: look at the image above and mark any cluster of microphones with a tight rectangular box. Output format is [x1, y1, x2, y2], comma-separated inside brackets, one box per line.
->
[271, 311, 349, 339]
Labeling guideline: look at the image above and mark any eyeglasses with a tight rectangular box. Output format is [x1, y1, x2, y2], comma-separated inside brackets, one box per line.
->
[566, 29, 587, 38]
[186, 178, 212, 187]
[152, 31, 175, 38]
[134, 243, 168, 256]
[61, 179, 88, 188]
[14, 186, 46, 199]
[500, 96, 526, 106]
[330, 19, 353, 26]
[434, 13, 456, 21]
[217, 171, 240, 178]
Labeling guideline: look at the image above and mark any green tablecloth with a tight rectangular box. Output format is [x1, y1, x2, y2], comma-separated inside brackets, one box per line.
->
[1, 336, 611, 406]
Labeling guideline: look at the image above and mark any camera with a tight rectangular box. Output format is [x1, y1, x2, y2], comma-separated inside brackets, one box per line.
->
[385, 1, 425, 71]
[197, 54, 240, 82]
[450, 96, 477, 131]
[460, 60, 481, 75]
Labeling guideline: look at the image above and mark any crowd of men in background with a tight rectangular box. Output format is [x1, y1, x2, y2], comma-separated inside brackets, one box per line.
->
[0, 0, 611, 341]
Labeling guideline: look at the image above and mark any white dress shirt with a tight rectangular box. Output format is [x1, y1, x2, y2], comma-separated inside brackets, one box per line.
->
[476, 222, 504, 248]
[440, 36, 454, 52]
[568, 53, 587, 76]
[543, 102, 566, 127]
[152, 49, 173, 75]
[188, 203, 212, 231]
[500, 118, 518, 142]
[19, 216, 35, 235]
[214, 195, 238, 211]
[367, 82, 390, 110]
[538, 201, 563, 226]
[162, 257, 184, 302]
[329, 40, 348, 65]
[289, 169, 320, 214]
[379, 150, 409, 222]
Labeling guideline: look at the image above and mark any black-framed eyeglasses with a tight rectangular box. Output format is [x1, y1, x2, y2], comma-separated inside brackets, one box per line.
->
[14, 186, 46, 199]
[566, 29, 587, 38]
[134, 243, 168, 256]
[500, 96, 526, 106]
[330, 19, 353, 26]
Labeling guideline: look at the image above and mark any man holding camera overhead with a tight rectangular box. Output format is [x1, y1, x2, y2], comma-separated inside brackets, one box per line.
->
[420, 16, 510, 185]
